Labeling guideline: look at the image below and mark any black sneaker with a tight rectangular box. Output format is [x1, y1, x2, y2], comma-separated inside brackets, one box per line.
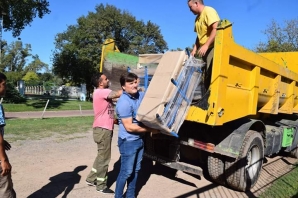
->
[97, 188, 114, 194]
[86, 180, 96, 187]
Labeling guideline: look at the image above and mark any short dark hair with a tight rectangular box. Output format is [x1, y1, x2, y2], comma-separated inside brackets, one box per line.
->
[120, 72, 138, 87]
[91, 72, 103, 88]
[0, 73, 7, 83]
[188, 0, 204, 4]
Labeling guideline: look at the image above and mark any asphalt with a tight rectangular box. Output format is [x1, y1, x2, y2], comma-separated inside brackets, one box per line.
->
[5, 110, 94, 119]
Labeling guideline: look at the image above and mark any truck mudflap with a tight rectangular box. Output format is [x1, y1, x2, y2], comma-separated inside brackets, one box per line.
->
[143, 152, 202, 176]
[214, 119, 265, 158]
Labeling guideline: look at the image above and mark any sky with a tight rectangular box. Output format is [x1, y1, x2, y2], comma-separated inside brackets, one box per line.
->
[2, 0, 298, 69]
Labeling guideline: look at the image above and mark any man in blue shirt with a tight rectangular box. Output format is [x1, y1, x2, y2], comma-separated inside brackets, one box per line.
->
[115, 72, 158, 198]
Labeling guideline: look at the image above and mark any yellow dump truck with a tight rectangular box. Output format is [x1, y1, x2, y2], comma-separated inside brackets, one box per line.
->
[100, 20, 298, 191]
[141, 19, 298, 192]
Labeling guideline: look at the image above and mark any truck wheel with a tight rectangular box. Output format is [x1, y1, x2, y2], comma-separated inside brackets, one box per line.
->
[290, 146, 298, 158]
[207, 153, 225, 185]
[225, 130, 264, 191]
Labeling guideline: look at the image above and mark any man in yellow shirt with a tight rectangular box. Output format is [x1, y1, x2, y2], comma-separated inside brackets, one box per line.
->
[188, 0, 220, 92]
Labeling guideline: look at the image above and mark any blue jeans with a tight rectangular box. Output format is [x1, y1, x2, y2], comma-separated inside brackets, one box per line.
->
[115, 138, 144, 198]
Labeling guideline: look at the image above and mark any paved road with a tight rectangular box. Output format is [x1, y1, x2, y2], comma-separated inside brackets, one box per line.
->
[5, 110, 94, 119]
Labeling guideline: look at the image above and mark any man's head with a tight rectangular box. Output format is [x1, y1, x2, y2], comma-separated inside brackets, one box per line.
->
[119, 72, 139, 95]
[188, 0, 204, 15]
[188, 0, 204, 4]
[0, 73, 7, 97]
[91, 72, 110, 89]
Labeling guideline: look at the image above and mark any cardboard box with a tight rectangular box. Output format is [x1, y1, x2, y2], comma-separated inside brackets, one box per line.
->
[136, 51, 188, 134]
[137, 51, 204, 136]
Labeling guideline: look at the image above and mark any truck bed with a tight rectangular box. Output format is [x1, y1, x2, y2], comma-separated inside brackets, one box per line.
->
[186, 19, 298, 126]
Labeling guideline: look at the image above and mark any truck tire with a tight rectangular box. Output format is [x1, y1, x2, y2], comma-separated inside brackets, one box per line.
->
[290, 146, 298, 158]
[207, 153, 225, 185]
[225, 130, 264, 191]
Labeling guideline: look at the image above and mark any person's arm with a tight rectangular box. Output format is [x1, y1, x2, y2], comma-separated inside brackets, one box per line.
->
[198, 21, 219, 57]
[121, 117, 158, 133]
[0, 131, 11, 176]
[191, 37, 200, 57]
[107, 90, 122, 100]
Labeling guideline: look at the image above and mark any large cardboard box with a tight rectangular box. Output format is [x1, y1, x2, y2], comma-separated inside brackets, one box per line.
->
[136, 51, 188, 134]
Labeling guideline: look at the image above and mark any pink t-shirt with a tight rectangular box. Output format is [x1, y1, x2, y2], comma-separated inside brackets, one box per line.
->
[92, 88, 114, 130]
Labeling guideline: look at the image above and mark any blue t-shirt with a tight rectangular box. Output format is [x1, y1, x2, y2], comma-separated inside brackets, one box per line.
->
[0, 104, 6, 136]
[116, 91, 145, 141]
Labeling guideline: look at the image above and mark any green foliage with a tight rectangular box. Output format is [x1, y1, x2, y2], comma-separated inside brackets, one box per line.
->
[24, 55, 49, 73]
[3, 82, 26, 103]
[52, 3, 168, 94]
[38, 72, 54, 82]
[5, 71, 23, 85]
[0, 41, 31, 73]
[22, 71, 40, 85]
[255, 19, 298, 52]
[0, 0, 50, 37]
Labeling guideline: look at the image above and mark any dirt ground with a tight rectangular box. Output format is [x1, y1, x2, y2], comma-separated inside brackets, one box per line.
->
[6, 123, 297, 198]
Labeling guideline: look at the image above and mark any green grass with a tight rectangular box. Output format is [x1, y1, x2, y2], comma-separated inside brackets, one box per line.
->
[4, 116, 93, 142]
[259, 164, 298, 198]
[2, 99, 93, 112]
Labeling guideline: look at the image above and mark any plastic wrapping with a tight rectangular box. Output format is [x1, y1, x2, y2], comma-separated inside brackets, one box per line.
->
[157, 57, 205, 136]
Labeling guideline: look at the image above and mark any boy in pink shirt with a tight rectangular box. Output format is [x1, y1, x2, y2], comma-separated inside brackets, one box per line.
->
[86, 72, 122, 194]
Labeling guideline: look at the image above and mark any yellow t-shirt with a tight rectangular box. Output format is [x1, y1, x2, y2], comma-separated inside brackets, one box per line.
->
[194, 6, 220, 47]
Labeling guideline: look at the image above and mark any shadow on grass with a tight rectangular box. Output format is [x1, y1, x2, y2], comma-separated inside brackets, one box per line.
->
[26, 99, 68, 109]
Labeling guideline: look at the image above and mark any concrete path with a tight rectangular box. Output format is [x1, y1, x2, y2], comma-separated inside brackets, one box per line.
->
[5, 110, 94, 119]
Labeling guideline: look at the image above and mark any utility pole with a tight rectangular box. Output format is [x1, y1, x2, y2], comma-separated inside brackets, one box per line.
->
[0, 12, 6, 65]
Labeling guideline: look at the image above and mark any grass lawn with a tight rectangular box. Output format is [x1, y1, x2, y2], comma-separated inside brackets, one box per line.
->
[2, 99, 93, 112]
[259, 163, 298, 198]
[4, 116, 94, 142]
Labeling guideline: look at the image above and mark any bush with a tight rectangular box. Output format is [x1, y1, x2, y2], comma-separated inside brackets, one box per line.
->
[3, 82, 27, 103]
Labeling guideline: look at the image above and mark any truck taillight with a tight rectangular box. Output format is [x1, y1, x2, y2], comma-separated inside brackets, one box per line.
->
[181, 138, 215, 153]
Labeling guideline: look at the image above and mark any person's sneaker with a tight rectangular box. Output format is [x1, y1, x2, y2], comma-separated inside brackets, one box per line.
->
[97, 188, 114, 194]
[86, 180, 96, 187]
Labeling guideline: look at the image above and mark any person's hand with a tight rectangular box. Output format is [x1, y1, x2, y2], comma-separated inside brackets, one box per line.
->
[4, 140, 11, 151]
[1, 161, 11, 176]
[138, 87, 144, 92]
[198, 44, 209, 57]
[150, 129, 160, 137]
[113, 118, 119, 125]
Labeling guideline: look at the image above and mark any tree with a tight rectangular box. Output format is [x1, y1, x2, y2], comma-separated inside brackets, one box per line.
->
[24, 54, 49, 73]
[255, 19, 298, 52]
[0, 0, 50, 37]
[22, 71, 39, 85]
[0, 40, 49, 85]
[38, 72, 54, 82]
[0, 41, 32, 85]
[5, 71, 23, 86]
[1, 41, 31, 72]
[4, 82, 26, 103]
[52, 3, 168, 94]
